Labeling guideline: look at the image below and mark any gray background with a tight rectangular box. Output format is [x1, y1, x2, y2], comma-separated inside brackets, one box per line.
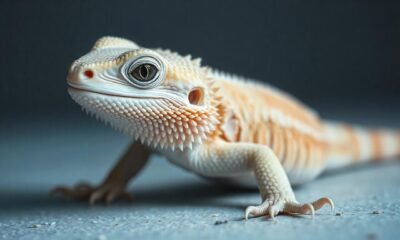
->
[1, 1, 400, 240]
[0, 0, 399, 113]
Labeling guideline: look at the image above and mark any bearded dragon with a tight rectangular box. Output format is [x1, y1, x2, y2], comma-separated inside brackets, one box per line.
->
[52, 36, 400, 219]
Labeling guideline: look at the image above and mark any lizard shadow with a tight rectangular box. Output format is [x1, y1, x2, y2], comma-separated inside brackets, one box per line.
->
[0, 181, 256, 215]
[132, 181, 256, 209]
[1, 161, 398, 215]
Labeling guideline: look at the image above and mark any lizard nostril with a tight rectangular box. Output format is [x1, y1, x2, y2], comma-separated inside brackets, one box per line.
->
[83, 69, 94, 79]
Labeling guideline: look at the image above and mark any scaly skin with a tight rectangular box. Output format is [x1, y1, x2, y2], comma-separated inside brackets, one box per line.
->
[52, 36, 400, 219]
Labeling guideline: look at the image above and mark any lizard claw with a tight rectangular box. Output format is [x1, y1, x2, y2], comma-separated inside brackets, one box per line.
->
[311, 197, 334, 212]
[51, 181, 133, 205]
[245, 196, 333, 220]
[105, 189, 134, 204]
[245, 200, 272, 219]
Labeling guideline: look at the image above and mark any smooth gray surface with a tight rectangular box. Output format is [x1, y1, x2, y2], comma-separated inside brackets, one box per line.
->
[0, 112, 400, 240]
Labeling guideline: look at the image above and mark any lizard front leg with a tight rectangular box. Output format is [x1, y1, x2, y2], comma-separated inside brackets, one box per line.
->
[190, 141, 333, 219]
[51, 141, 150, 204]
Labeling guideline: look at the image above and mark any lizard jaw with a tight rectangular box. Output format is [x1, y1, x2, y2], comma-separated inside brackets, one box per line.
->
[68, 88, 220, 151]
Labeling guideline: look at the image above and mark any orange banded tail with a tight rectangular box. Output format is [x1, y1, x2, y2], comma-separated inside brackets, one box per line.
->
[324, 122, 400, 170]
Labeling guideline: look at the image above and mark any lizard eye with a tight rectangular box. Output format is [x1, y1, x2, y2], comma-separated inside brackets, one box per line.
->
[122, 55, 165, 89]
[129, 63, 158, 82]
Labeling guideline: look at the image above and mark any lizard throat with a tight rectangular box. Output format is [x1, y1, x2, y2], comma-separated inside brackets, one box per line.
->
[68, 88, 220, 151]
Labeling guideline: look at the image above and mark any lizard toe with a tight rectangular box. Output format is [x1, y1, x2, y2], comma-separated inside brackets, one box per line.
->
[50, 185, 92, 200]
[245, 200, 285, 220]
[89, 188, 107, 205]
[106, 189, 133, 204]
[311, 197, 335, 212]
[245, 196, 333, 220]
[283, 197, 334, 217]
[51, 181, 132, 205]
[245, 201, 271, 219]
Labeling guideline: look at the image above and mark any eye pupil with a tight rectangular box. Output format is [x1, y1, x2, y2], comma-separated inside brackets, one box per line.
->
[130, 63, 158, 82]
[140, 65, 149, 79]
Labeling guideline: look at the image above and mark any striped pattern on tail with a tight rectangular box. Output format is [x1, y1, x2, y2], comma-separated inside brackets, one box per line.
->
[324, 121, 400, 170]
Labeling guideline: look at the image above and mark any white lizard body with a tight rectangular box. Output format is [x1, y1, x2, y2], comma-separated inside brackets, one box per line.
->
[53, 36, 400, 219]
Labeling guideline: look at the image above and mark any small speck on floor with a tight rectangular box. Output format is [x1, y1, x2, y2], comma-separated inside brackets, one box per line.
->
[28, 224, 42, 229]
[366, 233, 378, 240]
[371, 210, 382, 215]
[214, 220, 228, 225]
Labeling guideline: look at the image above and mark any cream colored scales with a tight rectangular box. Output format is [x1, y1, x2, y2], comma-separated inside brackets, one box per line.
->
[53, 36, 400, 219]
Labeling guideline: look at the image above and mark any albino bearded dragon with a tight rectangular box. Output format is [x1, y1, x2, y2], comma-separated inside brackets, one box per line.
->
[53, 36, 400, 219]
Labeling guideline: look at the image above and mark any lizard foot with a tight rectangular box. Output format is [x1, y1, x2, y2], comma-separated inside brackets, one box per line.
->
[50, 181, 133, 205]
[245, 197, 334, 219]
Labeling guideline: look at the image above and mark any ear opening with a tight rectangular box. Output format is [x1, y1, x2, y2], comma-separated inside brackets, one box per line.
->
[188, 87, 204, 106]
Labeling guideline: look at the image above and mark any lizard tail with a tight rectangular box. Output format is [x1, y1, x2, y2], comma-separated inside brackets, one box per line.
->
[323, 121, 400, 170]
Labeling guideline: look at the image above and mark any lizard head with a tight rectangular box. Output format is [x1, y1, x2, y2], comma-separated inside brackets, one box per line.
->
[67, 36, 222, 150]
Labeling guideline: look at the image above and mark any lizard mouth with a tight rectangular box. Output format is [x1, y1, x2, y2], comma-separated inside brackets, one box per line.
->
[68, 86, 121, 98]
[67, 85, 162, 100]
